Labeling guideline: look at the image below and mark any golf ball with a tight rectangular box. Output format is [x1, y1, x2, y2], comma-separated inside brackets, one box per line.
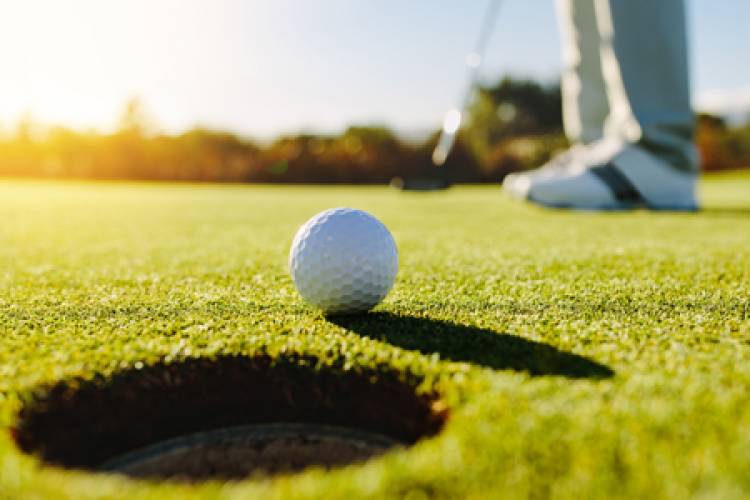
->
[289, 208, 398, 314]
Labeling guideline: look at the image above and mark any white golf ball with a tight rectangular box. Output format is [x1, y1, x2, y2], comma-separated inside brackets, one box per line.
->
[289, 208, 398, 314]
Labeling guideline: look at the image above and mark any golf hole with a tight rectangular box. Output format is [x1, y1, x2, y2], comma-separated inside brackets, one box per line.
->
[12, 355, 448, 482]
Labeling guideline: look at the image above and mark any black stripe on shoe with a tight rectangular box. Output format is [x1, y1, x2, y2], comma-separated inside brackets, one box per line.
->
[589, 163, 644, 204]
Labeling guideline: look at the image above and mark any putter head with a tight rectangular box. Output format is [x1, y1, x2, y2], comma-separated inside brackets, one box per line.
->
[390, 177, 452, 191]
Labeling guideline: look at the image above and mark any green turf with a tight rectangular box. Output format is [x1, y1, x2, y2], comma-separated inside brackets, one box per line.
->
[0, 172, 749, 499]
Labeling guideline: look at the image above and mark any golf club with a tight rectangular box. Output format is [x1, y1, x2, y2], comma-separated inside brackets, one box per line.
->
[432, 0, 503, 167]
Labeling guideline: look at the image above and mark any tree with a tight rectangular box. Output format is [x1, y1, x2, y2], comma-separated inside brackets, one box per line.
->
[117, 97, 156, 138]
[464, 77, 564, 160]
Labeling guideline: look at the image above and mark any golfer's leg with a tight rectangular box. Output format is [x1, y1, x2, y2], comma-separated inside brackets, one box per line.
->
[502, 0, 609, 198]
[504, 0, 697, 209]
[556, 0, 609, 144]
[595, 0, 698, 173]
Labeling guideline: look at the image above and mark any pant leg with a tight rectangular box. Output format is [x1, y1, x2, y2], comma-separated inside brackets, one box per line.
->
[594, 0, 698, 173]
[556, 0, 610, 145]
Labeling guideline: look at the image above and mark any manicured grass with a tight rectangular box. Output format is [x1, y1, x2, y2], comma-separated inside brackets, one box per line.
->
[0, 172, 749, 499]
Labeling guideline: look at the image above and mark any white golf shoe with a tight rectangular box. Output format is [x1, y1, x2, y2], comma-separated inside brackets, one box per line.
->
[502, 140, 699, 211]
[502, 144, 589, 199]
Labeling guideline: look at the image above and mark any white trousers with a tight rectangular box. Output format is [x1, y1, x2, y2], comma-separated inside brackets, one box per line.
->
[556, 0, 698, 173]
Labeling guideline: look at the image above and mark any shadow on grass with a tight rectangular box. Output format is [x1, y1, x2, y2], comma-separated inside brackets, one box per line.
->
[329, 312, 613, 379]
[698, 207, 750, 218]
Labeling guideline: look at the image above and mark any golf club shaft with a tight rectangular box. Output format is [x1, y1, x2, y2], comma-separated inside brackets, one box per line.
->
[432, 0, 503, 166]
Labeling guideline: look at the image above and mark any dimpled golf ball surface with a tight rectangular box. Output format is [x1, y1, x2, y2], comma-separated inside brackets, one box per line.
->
[289, 208, 398, 314]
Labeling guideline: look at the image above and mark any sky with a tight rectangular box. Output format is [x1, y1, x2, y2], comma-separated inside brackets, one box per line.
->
[0, 0, 748, 139]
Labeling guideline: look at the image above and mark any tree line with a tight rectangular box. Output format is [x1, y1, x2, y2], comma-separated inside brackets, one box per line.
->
[1, 78, 747, 184]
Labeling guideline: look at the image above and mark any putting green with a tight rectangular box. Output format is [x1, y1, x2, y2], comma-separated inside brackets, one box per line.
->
[0, 172, 748, 498]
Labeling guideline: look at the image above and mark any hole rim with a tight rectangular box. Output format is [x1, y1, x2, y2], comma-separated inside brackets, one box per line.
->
[12, 354, 449, 482]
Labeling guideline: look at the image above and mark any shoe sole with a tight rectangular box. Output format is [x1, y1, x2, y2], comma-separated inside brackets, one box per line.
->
[526, 193, 699, 212]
